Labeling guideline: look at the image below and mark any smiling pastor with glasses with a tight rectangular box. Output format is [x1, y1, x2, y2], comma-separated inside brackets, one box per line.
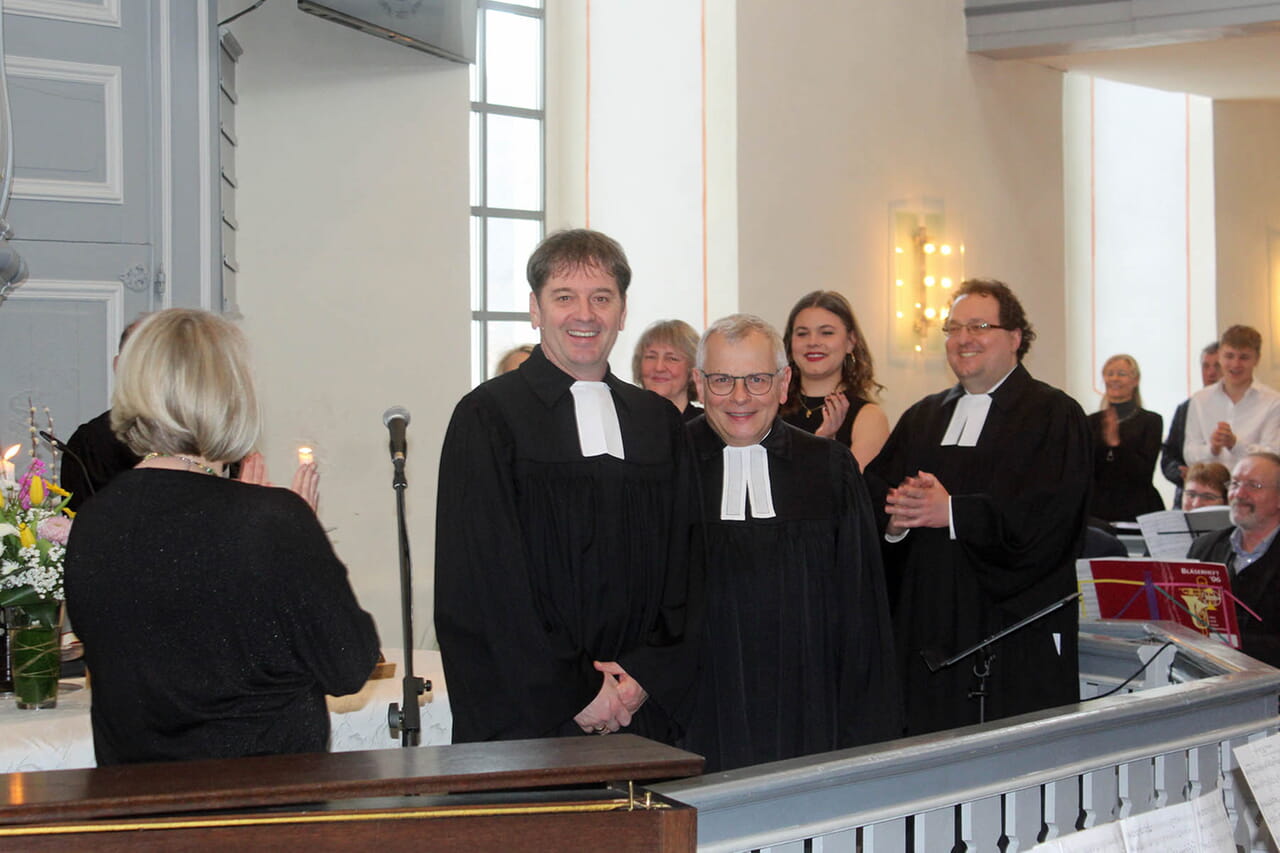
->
[683, 313, 901, 771]
[865, 278, 1091, 736]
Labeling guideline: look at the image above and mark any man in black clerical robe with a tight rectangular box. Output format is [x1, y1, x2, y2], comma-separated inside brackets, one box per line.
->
[866, 279, 1090, 736]
[682, 314, 900, 771]
[435, 229, 696, 744]
[61, 317, 145, 511]
[1187, 451, 1280, 668]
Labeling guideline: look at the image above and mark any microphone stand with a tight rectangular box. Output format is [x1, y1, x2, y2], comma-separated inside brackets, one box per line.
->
[386, 451, 428, 746]
[38, 430, 93, 500]
[921, 590, 1081, 725]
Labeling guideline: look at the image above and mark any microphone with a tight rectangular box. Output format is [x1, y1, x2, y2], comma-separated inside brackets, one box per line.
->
[382, 406, 410, 463]
[38, 429, 95, 497]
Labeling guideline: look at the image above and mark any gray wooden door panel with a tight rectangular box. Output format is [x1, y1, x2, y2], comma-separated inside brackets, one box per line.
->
[5, 2, 153, 246]
[0, 1, 215, 453]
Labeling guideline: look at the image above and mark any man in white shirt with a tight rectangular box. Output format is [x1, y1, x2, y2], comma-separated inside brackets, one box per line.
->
[1183, 326, 1280, 470]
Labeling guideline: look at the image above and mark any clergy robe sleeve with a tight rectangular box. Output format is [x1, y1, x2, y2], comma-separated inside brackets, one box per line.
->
[1160, 402, 1187, 487]
[834, 450, 904, 746]
[1182, 395, 1213, 467]
[434, 393, 600, 741]
[949, 395, 1092, 603]
[613, 422, 703, 731]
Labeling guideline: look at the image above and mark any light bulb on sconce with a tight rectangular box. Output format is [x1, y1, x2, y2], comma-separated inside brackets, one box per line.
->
[889, 200, 964, 358]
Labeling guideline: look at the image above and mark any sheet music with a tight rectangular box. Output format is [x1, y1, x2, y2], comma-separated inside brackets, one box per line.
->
[1136, 509, 1195, 560]
[1234, 732, 1280, 840]
[1076, 558, 1104, 621]
[1027, 792, 1232, 852]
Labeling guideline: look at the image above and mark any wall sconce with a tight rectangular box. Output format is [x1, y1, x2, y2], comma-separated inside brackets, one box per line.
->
[889, 200, 963, 359]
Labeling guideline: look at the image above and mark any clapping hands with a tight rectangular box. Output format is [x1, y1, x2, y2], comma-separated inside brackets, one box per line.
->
[236, 451, 320, 513]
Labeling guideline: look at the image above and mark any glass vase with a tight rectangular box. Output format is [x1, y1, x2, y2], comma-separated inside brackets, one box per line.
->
[6, 603, 61, 709]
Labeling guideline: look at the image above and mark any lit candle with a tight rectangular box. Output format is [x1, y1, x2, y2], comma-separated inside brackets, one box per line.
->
[297, 446, 315, 467]
[2, 443, 19, 482]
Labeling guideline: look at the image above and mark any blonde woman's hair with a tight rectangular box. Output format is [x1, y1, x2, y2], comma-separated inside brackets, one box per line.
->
[633, 319, 700, 402]
[1100, 353, 1142, 411]
[111, 309, 260, 462]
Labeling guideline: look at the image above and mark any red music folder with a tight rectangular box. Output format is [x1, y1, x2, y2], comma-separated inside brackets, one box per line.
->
[1076, 558, 1240, 649]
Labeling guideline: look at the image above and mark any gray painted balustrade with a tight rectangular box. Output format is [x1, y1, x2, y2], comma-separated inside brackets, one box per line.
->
[654, 622, 1280, 852]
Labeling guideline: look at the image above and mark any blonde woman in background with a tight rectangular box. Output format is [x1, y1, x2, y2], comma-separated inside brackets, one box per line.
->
[633, 319, 702, 421]
[1087, 353, 1164, 522]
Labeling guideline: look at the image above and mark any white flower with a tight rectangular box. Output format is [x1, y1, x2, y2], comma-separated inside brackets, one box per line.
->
[0, 522, 17, 538]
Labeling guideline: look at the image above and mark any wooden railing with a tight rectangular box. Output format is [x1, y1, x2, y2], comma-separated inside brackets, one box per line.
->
[654, 621, 1280, 852]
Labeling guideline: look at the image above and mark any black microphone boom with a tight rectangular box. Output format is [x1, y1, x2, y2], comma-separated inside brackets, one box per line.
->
[38, 429, 95, 498]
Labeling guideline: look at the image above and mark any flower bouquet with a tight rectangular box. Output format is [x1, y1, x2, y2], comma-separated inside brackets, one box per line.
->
[0, 458, 71, 708]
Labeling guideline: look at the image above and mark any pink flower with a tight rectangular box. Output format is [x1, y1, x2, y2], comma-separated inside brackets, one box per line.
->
[17, 458, 48, 510]
[37, 516, 72, 545]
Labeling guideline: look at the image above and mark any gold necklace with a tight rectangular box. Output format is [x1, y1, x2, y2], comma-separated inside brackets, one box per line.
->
[799, 386, 843, 419]
[141, 452, 219, 476]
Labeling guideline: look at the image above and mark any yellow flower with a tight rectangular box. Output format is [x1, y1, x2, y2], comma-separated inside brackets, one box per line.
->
[46, 482, 70, 498]
[29, 475, 44, 505]
[17, 522, 35, 548]
[61, 507, 76, 519]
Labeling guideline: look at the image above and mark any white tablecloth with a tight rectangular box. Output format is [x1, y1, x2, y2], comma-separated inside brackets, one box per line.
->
[0, 649, 450, 773]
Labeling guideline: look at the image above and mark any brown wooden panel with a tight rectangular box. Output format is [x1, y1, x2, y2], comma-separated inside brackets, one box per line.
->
[0, 794, 696, 852]
[0, 735, 704, 826]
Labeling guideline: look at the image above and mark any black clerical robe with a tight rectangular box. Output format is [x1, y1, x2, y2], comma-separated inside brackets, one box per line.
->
[683, 417, 901, 772]
[61, 409, 141, 512]
[1188, 529, 1280, 668]
[865, 364, 1090, 735]
[434, 346, 697, 744]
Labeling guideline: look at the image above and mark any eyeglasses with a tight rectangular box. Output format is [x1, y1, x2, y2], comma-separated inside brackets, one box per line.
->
[940, 321, 1008, 338]
[700, 369, 782, 397]
[1183, 490, 1225, 503]
[1228, 479, 1280, 492]
[1103, 370, 1134, 379]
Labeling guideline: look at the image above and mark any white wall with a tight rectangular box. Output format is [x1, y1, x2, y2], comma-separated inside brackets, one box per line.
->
[546, 0, 738, 372]
[1063, 76, 1217, 506]
[1215, 100, 1280, 385]
[222, 1, 471, 649]
[733, 0, 1068, 419]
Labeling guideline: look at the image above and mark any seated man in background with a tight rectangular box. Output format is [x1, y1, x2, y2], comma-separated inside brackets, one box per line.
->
[1184, 326, 1280, 470]
[1182, 461, 1230, 511]
[682, 314, 900, 771]
[1187, 452, 1280, 667]
[61, 317, 145, 510]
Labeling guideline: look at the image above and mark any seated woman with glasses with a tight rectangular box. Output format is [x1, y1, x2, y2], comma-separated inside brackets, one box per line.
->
[780, 291, 889, 470]
[1183, 461, 1230, 511]
[65, 309, 380, 766]
[1087, 354, 1165, 523]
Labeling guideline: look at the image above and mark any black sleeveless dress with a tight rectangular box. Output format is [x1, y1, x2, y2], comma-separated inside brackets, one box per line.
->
[782, 390, 868, 450]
